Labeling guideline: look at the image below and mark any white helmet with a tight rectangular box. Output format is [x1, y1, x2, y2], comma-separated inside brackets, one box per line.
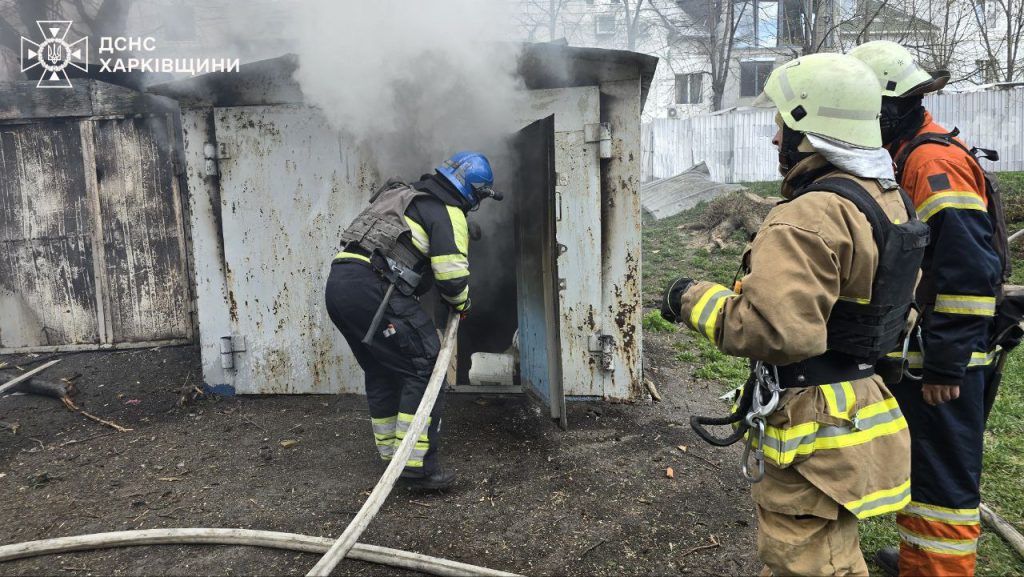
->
[755, 53, 883, 149]
[849, 40, 950, 98]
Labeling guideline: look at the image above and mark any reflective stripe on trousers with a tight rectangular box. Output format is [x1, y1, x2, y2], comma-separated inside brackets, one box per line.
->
[371, 415, 397, 460]
[396, 412, 431, 468]
[898, 501, 980, 576]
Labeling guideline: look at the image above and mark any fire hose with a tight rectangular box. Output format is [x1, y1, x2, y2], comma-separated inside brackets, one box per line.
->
[0, 312, 521, 576]
[307, 311, 469, 576]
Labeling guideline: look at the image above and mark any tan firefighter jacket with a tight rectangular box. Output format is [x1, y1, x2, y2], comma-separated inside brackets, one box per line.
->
[678, 154, 912, 520]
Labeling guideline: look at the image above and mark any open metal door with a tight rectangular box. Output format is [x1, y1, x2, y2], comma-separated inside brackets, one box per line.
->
[514, 115, 566, 428]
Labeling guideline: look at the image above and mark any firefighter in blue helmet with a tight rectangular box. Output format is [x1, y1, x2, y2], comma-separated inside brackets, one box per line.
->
[325, 152, 500, 490]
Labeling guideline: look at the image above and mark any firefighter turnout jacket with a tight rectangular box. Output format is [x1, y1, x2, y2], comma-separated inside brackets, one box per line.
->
[892, 111, 1002, 384]
[677, 155, 913, 523]
[335, 179, 471, 312]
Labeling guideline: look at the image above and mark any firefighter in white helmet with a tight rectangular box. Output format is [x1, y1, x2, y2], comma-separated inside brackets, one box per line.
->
[851, 40, 1006, 577]
[662, 53, 921, 575]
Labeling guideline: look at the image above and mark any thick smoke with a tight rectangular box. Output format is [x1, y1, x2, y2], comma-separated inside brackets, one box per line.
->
[289, 0, 526, 178]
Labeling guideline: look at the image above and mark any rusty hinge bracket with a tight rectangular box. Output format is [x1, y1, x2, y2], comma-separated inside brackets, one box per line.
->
[588, 333, 616, 372]
[584, 122, 612, 159]
[219, 334, 247, 371]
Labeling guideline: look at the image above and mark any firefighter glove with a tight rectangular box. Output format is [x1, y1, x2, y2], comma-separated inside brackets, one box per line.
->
[454, 297, 471, 319]
[661, 277, 695, 323]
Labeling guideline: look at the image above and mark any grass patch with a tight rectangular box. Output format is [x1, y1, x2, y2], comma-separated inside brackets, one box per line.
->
[672, 334, 748, 389]
[642, 310, 677, 333]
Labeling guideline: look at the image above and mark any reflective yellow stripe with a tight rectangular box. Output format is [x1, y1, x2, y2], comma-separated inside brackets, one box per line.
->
[755, 397, 907, 467]
[916, 191, 987, 222]
[432, 253, 470, 280]
[688, 284, 736, 342]
[838, 295, 870, 305]
[845, 479, 911, 519]
[903, 501, 980, 525]
[898, 526, 978, 555]
[822, 382, 856, 420]
[334, 251, 371, 264]
[405, 217, 430, 255]
[446, 206, 469, 255]
[442, 285, 469, 306]
[887, 350, 996, 369]
[934, 294, 996, 317]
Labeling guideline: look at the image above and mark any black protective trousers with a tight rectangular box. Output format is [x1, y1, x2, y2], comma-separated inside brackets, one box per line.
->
[324, 260, 446, 475]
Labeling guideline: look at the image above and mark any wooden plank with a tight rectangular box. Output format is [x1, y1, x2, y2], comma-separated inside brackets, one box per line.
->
[980, 503, 1024, 559]
[0, 120, 101, 349]
[0, 81, 169, 121]
[92, 116, 192, 343]
[0, 359, 61, 397]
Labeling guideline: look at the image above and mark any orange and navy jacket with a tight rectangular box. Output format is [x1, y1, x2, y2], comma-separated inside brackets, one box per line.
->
[891, 111, 1001, 386]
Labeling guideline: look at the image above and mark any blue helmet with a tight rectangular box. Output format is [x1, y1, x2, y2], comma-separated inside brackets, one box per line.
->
[436, 151, 501, 207]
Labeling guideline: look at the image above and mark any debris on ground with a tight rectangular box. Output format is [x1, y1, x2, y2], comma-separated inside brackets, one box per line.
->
[681, 191, 781, 249]
[642, 162, 747, 221]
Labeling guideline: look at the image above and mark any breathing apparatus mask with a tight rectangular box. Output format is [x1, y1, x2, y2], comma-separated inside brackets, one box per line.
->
[880, 95, 925, 146]
[778, 124, 815, 175]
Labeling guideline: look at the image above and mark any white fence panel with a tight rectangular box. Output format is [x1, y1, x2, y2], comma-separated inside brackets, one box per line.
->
[644, 87, 1024, 182]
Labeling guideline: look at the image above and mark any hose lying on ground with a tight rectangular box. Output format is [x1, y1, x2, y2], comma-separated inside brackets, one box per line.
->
[0, 528, 519, 577]
[308, 312, 464, 576]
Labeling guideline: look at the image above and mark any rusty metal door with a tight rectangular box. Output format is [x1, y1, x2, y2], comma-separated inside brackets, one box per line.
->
[514, 115, 565, 427]
[212, 105, 370, 394]
[0, 115, 193, 352]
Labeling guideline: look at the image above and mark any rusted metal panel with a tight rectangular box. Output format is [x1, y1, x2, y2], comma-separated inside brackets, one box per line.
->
[178, 108, 237, 391]
[91, 116, 193, 343]
[212, 105, 376, 394]
[0, 121, 100, 348]
[600, 78, 645, 400]
[517, 87, 604, 397]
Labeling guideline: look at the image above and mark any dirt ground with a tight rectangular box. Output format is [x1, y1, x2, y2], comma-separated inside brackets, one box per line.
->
[0, 332, 759, 576]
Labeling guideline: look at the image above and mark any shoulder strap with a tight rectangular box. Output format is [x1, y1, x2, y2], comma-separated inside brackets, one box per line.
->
[893, 130, 959, 183]
[793, 177, 898, 250]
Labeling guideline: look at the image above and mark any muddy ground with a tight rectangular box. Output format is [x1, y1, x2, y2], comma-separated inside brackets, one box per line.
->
[0, 332, 758, 576]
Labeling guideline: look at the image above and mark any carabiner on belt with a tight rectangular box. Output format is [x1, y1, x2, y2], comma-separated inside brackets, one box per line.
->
[741, 416, 767, 483]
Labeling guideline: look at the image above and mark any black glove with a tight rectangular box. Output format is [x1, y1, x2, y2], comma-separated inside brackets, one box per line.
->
[661, 277, 695, 323]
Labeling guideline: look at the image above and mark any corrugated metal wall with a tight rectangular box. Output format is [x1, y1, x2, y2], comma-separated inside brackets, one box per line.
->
[643, 88, 1024, 183]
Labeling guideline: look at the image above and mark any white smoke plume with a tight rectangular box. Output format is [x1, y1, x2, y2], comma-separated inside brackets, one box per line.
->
[288, 0, 526, 179]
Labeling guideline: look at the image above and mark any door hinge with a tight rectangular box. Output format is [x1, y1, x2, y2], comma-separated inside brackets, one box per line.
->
[588, 333, 616, 372]
[584, 122, 612, 159]
[219, 334, 247, 371]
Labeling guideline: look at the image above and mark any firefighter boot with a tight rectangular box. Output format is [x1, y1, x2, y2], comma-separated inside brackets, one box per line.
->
[399, 467, 457, 491]
[873, 546, 899, 577]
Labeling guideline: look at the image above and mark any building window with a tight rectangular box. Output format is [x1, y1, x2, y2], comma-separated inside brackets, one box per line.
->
[595, 14, 617, 36]
[675, 73, 703, 104]
[735, 0, 779, 47]
[740, 61, 774, 97]
[974, 0, 1001, 28]
[976, 59, 998, 83]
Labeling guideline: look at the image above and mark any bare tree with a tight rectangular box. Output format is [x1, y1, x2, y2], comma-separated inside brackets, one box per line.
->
[622, 0, 649, 50]
[650, 0, 749, 110]
[974, 0, 1024, 81]
[515, 0, 586, 42]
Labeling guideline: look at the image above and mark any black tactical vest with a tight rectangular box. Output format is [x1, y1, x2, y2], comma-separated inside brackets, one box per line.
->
[792, 177, 930, 363]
